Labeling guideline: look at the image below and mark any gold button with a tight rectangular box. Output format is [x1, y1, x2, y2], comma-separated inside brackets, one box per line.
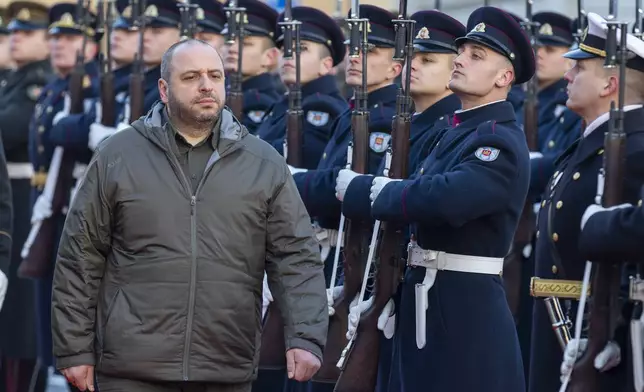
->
[548, 140, 555, 148]
[38, 145, 44, 153]
[541, 200, 546, 207]
[322, 152, 327, 159]
[552, 233, 559, 242]
[536, 230, 540, 238]
[420, 167, 424, 174]
[598, 149, 604, 155]
[38, 126, 45, 133]
[560, 117, 564, 123]
[573, 172, 580, 180]
[552, 265, 558, 274]
[556, 201, 563, 209]
[639, 200, 642, 207]
[46, 106, 52, 113]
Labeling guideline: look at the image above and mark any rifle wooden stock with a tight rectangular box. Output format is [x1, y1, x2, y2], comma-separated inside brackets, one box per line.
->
[314, 221, 370, 383]
[226, 90, 243, 121]
[18, 154, 76, 279]
[68, 66, 85, 115]
[129, 71, 144, 122]
[569, 130, 625, 392]
[258, 303, 287, 369]
[100, 71, 116, 126]
[286, 111, 303, 167]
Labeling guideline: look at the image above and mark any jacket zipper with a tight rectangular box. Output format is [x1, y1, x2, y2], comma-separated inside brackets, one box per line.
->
[166, 146, 239, 381]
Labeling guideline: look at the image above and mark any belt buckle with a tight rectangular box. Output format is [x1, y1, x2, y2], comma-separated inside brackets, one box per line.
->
[407, 241, 437, 268]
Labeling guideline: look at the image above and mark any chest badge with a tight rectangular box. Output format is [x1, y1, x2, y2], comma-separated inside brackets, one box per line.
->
[474, 146, 500, 162]
[247, 110, 265, 123]
[307, 111, 329, 126]
[369, 132, 391, 153]
[27, 85, 43, 101]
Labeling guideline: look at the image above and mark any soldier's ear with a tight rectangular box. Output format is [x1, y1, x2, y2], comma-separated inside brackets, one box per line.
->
[599, 74, 619, 98]
[388, 60, 402, 81]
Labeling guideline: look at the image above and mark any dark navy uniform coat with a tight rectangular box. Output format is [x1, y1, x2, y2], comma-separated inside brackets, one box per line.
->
[0, 59, 52, 359]
[50, 63, 132, 153]
[528, 108, 644, 392]
[28, 61, 101, 368]
[240, 72, 282, 135]
[371, 101, 528, 392]
[342, 93, 461, 221]
[117, 65, 161, 124]
[293, 84, 398, 230]
[255, 74, 348, 169]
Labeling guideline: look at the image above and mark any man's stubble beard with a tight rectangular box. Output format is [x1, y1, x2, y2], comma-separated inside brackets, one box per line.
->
[168, 92, 223, 138]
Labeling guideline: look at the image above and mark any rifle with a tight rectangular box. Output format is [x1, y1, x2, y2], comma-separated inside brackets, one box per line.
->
[503, 0, 539, 320]
[128, 0, 146, 123]
[567, 6, 628, 391]
[257, 0, 300, 370]
[178, 0, 198, 40]
[281, 0, 303, 167]
[312, 0, 370, 383]
[224, 0, 245, 119]
[334, 2, 414, 390]
[100, 0, 117, 126]
[574, 0, 587, 42]
[18, 0, 92, 278]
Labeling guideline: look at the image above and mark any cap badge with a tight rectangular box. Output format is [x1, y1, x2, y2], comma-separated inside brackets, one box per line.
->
[196, 7, 205, 20]
[539, 23, 553, 36]
[472, 23, 486, 33]
[16, 8, 31, 21]
[416, 27, 430, 40]
[144, 5, 159, 18]
[121, 5, 132, 18]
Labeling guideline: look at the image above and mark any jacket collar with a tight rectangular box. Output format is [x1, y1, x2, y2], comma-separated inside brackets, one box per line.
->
[410, 94, 461, 140]
[452, 100, 516, 129]
[301, 74, 340, 97]
[349, 84, 398, 108]
[539, 78, 567, 103]
[243, 72, 275, 91]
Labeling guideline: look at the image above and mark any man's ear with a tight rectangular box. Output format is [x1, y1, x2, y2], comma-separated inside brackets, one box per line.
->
[262, 46, 280, 69]
[158, 78, 169, 103]
[494, 68, 515, 89]
[599, 74, 619, 98]
[388, 61, 403, 81]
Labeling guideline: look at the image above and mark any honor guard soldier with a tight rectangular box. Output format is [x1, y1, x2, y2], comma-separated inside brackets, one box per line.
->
[193, 0, 226, 52]
[528, 12, 644, 392]
[23, 3, 101, 389]
[288, 4, 401, 283]
[0, 1, 52, 390]
[68, 0, 140, 151]
[336, 11, 465, 391]
[223, 0, 282, 134]
[368, 6, 534, 391]
[255, 7, 348, 170]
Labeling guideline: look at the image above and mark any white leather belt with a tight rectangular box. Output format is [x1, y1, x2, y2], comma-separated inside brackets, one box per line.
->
[407, 242, 504, 275]
[7, 162, 34, 179]
[72, 164, 87, 180]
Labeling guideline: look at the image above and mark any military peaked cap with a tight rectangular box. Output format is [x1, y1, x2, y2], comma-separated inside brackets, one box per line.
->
[48, 3, 103, 41]
[411, 10, 466, 54]
[533, 12, 574, 47]
[7, 1, 49, 31]
[221, 0, 278, 39]
[194, 0, 225, 34]
[345, 5, 395, 48]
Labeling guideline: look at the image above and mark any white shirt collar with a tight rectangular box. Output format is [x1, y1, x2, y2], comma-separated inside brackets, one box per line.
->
[583, 105, 643, 138]
[454, 99, 505, 114]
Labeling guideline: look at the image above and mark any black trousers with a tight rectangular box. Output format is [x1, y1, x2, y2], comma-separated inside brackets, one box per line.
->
[95, 373, 252, 392]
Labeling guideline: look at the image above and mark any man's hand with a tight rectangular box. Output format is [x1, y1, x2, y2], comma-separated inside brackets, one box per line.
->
[62, 365, 95, 391]
[560, 338, 621, 382]
[286, 348, 321, 382]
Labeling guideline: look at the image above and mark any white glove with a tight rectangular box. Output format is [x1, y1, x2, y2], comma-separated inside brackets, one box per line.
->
[335, 169, 361, 201]
[0, 270, 7, 312]
[31, 194, 53, 224]
[581, 203, 632, 230]
[116, 122, 130, 132]
[560, 338, 621, 382]
[262, 274, 273, 319]
[529, 152, 544, 160]
[326, 285, 344, 316]
[52, 94, 71, 126]
[346, 296, 396, 340]
[88, 123, 117, 151]
[94, 101, 102, 124]
[370, 177, 402, 205]
[288, 165, 308, 175]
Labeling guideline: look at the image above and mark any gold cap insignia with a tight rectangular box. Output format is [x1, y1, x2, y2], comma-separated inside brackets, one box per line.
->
[196, 7, 204, 20]
[82, 75, 91, 89]
[59, 12, 74, 26]
[416, 27, 430, 40]
[472, 23, 485, 33]
[16, 8, 31, 21]
[144, 5, 158, 18]
[539, 23, 553, 36]
[121, 5, 132, 18]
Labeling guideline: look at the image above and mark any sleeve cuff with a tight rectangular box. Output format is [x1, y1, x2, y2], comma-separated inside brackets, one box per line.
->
[286, 337, 323, 362]
[55, 352, 96, 370]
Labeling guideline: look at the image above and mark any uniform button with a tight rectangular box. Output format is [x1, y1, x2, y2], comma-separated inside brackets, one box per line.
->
[420, 167, 424, 174]
[536, 230, 540, 239]
[548, 140, 555, 148]
[46, 106, 52, 114]
[38, 126, 45, 133]
[552, 233, 559, 242]
[38, 145, 44, 153]
[639, 200, 642, 207]
[322, 152, 327, 159]
[439, 116, 444, 121]
[541, 200, 546, 207]
[559, 117, 564, 124]
[552, 265, 558, 274]
[554, 171, 559, 178]
[573, 172, 581, 180]
[556, 201, 563, 209]
[598, 149, 604, 155]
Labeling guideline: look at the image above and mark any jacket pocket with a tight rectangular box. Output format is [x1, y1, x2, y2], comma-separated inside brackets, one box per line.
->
[97, 288, 121, 360]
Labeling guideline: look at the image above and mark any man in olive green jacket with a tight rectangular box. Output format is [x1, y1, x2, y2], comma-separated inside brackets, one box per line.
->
[51, 39, 327, 392]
